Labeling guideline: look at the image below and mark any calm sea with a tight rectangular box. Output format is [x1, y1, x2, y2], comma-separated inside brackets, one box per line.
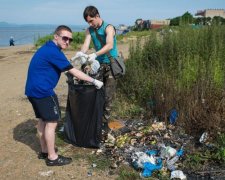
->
[0, 25, 86, 47]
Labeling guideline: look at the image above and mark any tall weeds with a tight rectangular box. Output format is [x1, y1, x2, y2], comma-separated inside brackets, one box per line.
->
[117, 25, 225, 137]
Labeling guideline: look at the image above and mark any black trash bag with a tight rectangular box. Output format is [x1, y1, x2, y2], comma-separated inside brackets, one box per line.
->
[64, 84, 105, 148]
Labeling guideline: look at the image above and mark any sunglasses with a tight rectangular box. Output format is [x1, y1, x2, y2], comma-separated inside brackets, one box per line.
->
[58, 34, 73, 43]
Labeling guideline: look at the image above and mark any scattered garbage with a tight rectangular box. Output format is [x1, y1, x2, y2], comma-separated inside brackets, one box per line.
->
[132, 151, 156, 169]
[166, 148, 184, 171]
[140, 160, 163, 178]
[170, 170, 187, 180]
[68, 115, 222, 179]
[89, 118, 195, 179]
[159, 144, 177, 159]
[38, 170, 54, 177]
[108, 119, 125, 130]
[199, 132, 208, 144]
[151, 122, 166, 130]
[132, 150, 162, 178]
[169, 108, 178, 124]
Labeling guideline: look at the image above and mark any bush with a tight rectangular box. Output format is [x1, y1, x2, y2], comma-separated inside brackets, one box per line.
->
[116, 25, 225, 137]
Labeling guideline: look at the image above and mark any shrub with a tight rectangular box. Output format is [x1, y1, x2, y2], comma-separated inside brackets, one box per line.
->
[116, 25, 225, 137]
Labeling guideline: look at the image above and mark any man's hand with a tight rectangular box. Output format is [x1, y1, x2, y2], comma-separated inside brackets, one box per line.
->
[88, 53, 97, 63]
[71, 51, 88, 64]
[92, 79, 103, 89]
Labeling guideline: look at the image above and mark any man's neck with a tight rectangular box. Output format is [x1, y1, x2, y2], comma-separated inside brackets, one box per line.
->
[96, 19, 103, 29]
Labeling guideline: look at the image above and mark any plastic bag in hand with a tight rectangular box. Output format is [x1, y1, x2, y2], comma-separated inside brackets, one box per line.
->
[70, 56, 88, 70]
[89, 59, 100, 75]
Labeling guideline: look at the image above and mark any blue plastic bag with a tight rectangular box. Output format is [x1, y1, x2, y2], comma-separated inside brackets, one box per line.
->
[169, 108, 178, 124]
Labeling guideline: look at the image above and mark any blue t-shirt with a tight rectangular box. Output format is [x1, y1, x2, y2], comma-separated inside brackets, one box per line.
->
[25, 41, 72, 98]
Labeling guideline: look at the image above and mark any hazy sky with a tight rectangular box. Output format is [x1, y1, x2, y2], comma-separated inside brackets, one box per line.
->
[1, 0, 225, 26]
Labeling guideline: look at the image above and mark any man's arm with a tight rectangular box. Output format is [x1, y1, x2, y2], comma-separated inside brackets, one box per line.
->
[68, 67, 103, 89]
[81, 29, 92, 53]
[68, 67, 93, 82]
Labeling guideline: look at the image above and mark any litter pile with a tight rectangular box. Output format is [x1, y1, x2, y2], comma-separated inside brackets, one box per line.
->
[97, 119, 191, 179]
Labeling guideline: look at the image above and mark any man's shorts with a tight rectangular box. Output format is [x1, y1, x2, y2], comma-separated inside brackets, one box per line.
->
[28, 95, 61, 122]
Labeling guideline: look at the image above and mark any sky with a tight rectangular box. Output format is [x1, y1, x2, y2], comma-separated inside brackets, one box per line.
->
[1, 0, 225, 26]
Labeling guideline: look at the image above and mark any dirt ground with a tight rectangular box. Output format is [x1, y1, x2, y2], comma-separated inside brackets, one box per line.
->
[0, 43, 129, 180]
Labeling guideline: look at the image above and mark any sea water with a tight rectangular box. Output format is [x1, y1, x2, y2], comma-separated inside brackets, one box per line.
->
[0, 25, 86, 47]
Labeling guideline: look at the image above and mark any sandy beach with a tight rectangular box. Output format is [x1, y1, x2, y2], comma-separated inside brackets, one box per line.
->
[0, 43, 129, 179]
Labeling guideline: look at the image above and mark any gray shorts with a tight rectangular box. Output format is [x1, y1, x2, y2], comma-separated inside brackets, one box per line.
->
[28, 95, 61, 122]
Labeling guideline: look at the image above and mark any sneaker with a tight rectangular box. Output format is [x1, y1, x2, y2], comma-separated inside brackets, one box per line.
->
[46, 155, 72, 166]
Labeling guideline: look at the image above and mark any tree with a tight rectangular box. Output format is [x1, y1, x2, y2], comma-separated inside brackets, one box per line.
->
[212, 16, 225, 25]
[180, 11, 194, 25]
[170, 16, 180, 26]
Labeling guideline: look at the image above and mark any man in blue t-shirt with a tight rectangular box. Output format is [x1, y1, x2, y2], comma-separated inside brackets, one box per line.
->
[73, 6, 118, 133]
[25, 25, 103, 166]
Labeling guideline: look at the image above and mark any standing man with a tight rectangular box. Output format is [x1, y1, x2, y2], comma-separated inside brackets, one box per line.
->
[74, 6, 118, 132]
[25, 25, 103, 166]
[9, 36, 15, 46]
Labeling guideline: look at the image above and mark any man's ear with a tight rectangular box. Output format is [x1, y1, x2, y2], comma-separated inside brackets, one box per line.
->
[54, 34, 58, 40]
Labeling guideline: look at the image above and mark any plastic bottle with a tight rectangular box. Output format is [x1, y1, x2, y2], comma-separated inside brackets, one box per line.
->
[166, 148, 184, 171]
[166, 155, 179, 171]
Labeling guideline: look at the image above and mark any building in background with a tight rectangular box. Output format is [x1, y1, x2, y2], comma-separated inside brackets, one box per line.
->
[116, 24, 130, 35]
[134, 18, 170, 30]
[150, 19, 170, 29]
[195, 9, 225, 18]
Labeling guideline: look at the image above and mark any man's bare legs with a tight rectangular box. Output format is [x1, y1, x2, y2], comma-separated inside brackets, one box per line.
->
[37, 119, 47, 153]
[37, 119, 58, 160]
[37, 119, 72, 166]
[44, 121, 58, 160]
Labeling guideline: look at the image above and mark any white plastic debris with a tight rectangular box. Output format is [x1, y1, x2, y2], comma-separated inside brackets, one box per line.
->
[89, 59, 100, 74]
[39, 170, 54, 177]
[70, 55, 87, 69]
[105, 133, 116, 144]
[199, 132, 208, 143]
[132, 152, 156, 168]
[159, 144, 177, 159]
[70, 55, 100, 75]
[170, 170, 186, 179]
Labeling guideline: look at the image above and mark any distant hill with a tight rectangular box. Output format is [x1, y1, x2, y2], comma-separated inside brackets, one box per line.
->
[0, 21, 87, 29]
[0, 21, 18, 27]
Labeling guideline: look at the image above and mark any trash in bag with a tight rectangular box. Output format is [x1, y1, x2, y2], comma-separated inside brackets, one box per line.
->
[64, 84, 105, 148]
[70, 55, 100, 75]
[63, 54, 104, 148]
[83, 59, 100, 75]
[70, 55, 87, 69]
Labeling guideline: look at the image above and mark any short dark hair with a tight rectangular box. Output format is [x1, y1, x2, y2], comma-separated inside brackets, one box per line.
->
[54, 25, 72, 35]
[83, 6, 100, 21]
